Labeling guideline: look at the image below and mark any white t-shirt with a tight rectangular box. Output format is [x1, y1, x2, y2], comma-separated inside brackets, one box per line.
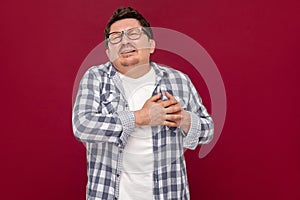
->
[119, 68, 156, 200]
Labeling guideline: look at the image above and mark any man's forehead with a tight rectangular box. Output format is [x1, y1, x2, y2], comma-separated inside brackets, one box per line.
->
[110, 18, 142, 32]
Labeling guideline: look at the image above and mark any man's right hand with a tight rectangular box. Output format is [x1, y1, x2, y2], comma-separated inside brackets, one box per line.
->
[134, 92, 184, 128]
[134, 93, 165, 127]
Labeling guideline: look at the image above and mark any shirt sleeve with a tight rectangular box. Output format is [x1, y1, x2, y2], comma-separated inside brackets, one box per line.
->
[72, 68, 135, 147]
[182, 75, 214, 150]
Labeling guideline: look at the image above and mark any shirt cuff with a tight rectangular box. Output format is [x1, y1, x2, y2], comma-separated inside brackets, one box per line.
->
[117, 110, 135, 147]
[183, 111, 201, 150]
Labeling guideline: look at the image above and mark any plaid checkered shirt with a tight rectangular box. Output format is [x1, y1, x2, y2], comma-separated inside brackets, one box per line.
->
[72, 61, 214, 200]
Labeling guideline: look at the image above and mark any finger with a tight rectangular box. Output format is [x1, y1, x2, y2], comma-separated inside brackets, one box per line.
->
[165, 92, 177, 101]
[164, 120, 180, 127]
[159, 99, 178, 108]
[165, 113, 182, 121]
[149, 93, 162, 102]
[165, 104, 182, 114]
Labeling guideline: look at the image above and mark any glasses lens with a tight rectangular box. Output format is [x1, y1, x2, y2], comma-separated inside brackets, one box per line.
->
[109, 32, 122, 44]
[126, 28, 143, 40]
[108, 27, 144, 44]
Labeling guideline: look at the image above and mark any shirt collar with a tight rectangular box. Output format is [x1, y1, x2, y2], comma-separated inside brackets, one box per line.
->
[105, 61, 169, 79]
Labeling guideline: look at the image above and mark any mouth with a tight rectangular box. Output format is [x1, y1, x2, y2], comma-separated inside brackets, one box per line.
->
[120, 49, 137, 55]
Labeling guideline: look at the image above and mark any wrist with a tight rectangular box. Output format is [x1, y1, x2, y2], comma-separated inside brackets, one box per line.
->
[181, 111, 191, 134]
[134, 110, 146, 127]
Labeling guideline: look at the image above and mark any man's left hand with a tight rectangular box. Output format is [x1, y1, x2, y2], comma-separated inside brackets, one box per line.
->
[157, 92, 191, 133]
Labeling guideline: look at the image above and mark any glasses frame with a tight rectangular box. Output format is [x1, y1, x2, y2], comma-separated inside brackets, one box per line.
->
[107, 27, 149, 45]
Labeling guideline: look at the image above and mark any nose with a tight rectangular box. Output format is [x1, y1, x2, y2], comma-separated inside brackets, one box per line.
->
[120, 35, 130, 45]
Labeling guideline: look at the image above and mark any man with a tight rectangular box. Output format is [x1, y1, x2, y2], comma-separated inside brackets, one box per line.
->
[72, 7, 214, 200]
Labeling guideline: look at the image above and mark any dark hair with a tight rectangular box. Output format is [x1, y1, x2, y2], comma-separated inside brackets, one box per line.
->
[104, 7, 153, 46]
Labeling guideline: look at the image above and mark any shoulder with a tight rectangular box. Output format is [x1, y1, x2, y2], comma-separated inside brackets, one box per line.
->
[84, 62, 112, 77]
[80, 62, 116, 83]
[151, 61, 190, 82]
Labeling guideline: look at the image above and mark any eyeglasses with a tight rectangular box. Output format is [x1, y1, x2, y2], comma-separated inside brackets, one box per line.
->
[108, 27, 147, 44]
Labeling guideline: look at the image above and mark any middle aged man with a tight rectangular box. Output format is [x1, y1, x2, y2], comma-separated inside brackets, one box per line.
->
[72, 7, 214, 200]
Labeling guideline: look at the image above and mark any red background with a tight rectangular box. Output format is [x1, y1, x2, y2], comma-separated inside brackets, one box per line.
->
[1, 0, 300, 199]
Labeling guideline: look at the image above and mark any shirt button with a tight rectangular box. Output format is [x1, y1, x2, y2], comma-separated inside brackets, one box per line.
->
[119, 149, 123, 153]
[117, 174, 120, 177]
[114, 197, 117, 200]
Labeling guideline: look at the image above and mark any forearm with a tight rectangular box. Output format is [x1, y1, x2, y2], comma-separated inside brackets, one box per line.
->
[72, 70, 135, 147]
[182, 75, 214, 149]
[72, 105, 135, 146]
[183, 110, 214, 149]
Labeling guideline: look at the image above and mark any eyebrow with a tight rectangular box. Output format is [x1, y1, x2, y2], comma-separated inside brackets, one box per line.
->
[108, 27, 142, 35]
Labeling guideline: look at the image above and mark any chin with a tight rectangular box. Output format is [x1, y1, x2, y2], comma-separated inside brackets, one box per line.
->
[120, 58, 139, 67]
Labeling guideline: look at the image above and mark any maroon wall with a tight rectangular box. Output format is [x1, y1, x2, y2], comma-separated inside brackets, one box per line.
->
[1, 0, 299, 199]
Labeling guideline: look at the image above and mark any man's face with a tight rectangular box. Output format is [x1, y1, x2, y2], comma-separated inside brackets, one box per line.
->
[106, 18, 155, 74]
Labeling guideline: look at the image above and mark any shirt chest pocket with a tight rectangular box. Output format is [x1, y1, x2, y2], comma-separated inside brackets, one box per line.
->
[99, 92, 122, 114]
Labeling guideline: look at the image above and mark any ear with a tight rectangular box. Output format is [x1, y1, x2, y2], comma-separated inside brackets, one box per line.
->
[149, 39, 156, 54]
[106, 48, 110, 60]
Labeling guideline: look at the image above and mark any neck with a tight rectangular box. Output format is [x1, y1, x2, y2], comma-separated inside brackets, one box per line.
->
[115, 63, 152, 78]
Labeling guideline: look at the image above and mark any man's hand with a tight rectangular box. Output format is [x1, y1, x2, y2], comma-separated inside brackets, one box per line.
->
[158, 92, 182, 127]
[134, 93, 165, 127]
[159, 92, 191, 133]
[134, 92, 191, 133]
